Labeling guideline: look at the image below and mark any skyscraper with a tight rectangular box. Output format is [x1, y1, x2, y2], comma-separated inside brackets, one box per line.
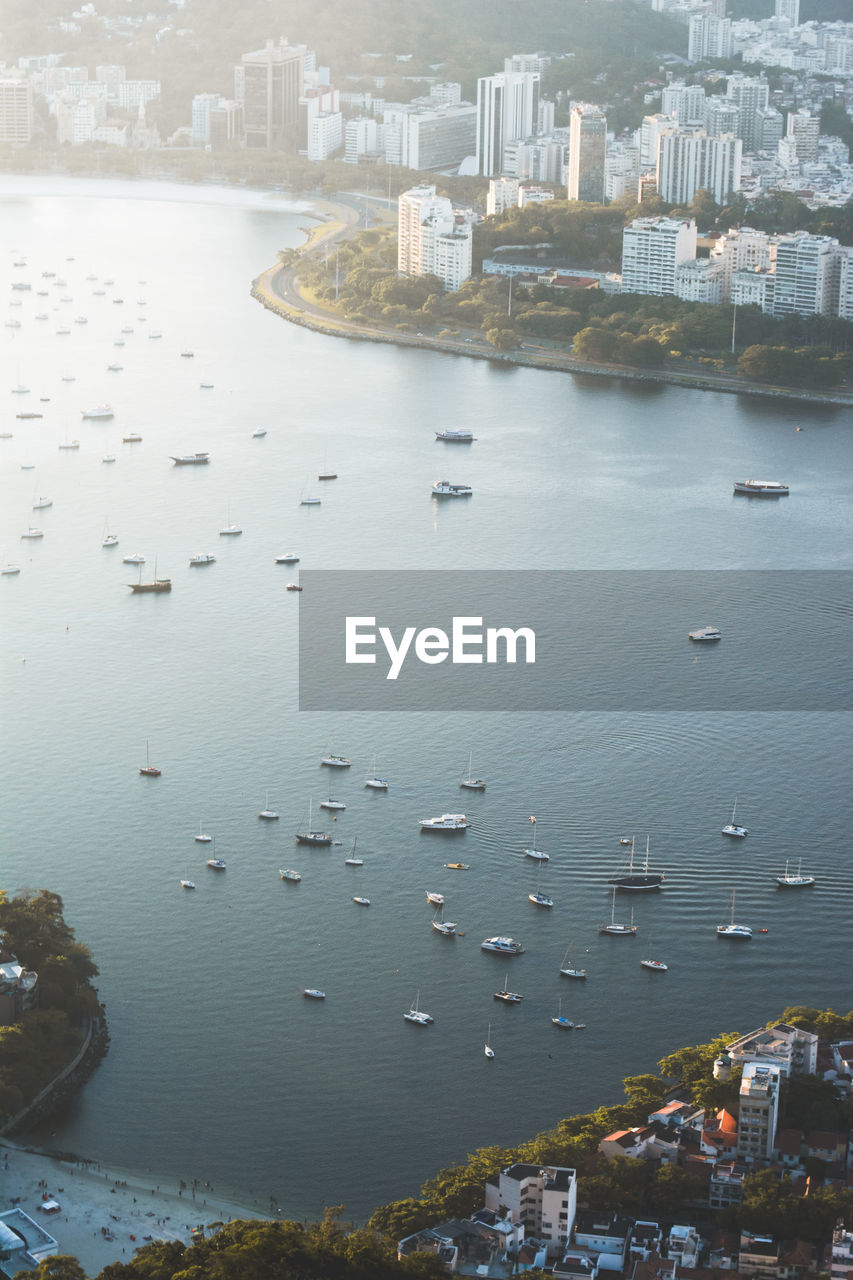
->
[657, 129, 741, 205]
[688, 15, 733, 61]
[0, 72, 34, 144]
[476, 71, 539, 176]
[568, 104, 607, 203]
[236, 39, 304, 148]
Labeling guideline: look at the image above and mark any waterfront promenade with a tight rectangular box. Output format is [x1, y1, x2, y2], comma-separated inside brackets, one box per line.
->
[253, 195, 853, 408]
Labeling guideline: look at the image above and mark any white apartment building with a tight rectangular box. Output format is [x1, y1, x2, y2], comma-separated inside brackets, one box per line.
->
[711, 225, 774, 293]
[476, 71, 540, 176]
[725, 1022, 819, 1077]
[676, 258, 725, 302]
[116, 80, 160, 110]
[837, 247, 853, 321]
[726, 74, 770, 151]
[704, 98, 740, 139]
[755, 106, 784, 151]
[403, 104, 477, 171]
[191, 93, 223, 146]
[688, 14, 734, 60]
[771, 232, 838, 316]
[621, 217, 698, 295]
[0, 72, 34, 144]
[397, 185, 472, 291]
[55, 94, 99, 145]
[487, 177, 519, 215]
[605, 143, 641, 201]
[484, 1164, 577, 1250]
[518, 184, 555, 207]
[504, 134, 568, 184]
[344, 116, 378, 164]
[307, 110, 342, 162]
[639, 113, 675, 168]
[775, 0, 800, 24]
[824, 36, 853, 73]
[786, 109, 820, 162]
[92, 121, 128, 147]
[661, 83, 706, 126]
[736, 1063, 781, 1162]
[657, 129, 742, 205]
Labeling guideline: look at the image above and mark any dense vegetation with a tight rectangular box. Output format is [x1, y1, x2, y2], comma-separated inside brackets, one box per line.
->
[0, 890, 102, 1126]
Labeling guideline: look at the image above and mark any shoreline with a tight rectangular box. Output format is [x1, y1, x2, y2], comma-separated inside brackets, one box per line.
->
[1, 1138, 275, 1278]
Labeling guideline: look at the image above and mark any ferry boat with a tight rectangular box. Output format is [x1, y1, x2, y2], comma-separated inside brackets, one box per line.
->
[420, 813, 467, 831]
[81, 405, 115, 419]
[432, 480, 472, 497]
[481, 936, 525, 955]
[171, 453, 209, 465]
[733, 479, 789, 496]
[435, 430, 476, 442]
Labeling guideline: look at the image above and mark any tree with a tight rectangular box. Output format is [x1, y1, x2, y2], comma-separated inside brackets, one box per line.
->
[574, 326, 618, 361]
[623, 1074, 669, 1111]
[485, 328, 515, 351]
[12, 1257, 86, 1280]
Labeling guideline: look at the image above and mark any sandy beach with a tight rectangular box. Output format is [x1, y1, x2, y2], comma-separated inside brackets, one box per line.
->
[1, 1140, 273, 1277]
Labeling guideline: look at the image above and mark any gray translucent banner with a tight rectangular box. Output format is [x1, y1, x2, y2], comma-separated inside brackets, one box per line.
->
[298, 570, 851, 711]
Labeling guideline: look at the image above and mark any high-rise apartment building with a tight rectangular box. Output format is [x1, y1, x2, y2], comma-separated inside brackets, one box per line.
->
[237, 38, 304, 148]
[658, 129, 741, 205]
[209, 99, 243, 149]
[487, 177, 520, 216]
[476, 71, 540, 176]
[736, 1064, 781, 1163]
[191, 93, 222, 146]
[568, 104, 607, 203]
[307, 111, 342, 162]
[621, 217, 698, 296]
[837, 247, 853, 322]
[688, 15, 733, 61]
[774, 0, 800, 24]
[772, 232, 837, 317]
[661, 83, 706, 127]
[403, 104, 477, 171]
[344, 116, 378, 164]
[725, 75, 770, 152]
[704, 97, 740, 139]
[639, 113, 675, 168]
[397, 185, 472, 292]
[0, 72, 34, 144]
[755, 106, 784, 151]
[786, 110, 820, 162]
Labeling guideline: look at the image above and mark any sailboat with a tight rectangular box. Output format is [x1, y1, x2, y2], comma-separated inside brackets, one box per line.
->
[320, 792, 346, 810]
[259, 791, 280, 820]
[139, 740, 161, 777]
[598, 887, 637, 935]
[403, 990, 433, 1025]
[295, 800, 332, 846]
[523, 815, 549, 861]
[484, 1023, 495, 1058]
[460, 751, 486, 790]
[219, 502, 242, 535]
[432, 907, 457, 935]
[528, 866, 554, 908]
[364, 756, 388, 790]
[195, 821, 212, 844]
[608, 836, 664, 890]
[722, 797, 748, 838]
[552, 998, 574, 1029]
[344, 837, 363, 866]
[129, 557, 171, 593]
[716, 889, 752, 937]
[206, 837, 226, 871]
[493, 973, 522, 1003]
[559, 943, 587, 980]
[775, 859, 815, 888]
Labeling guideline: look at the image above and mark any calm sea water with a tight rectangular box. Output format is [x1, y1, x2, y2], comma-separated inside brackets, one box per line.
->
[1, 177, 852, 1222]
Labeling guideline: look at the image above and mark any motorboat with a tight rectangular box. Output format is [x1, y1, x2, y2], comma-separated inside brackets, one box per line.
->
[420, 813, 467, 831]
[252, 428, 267, 437]
[102, 535, 119, 548]
[733, 479, 789, 496]
[123, 433, 142, 443]
[318, 472, 337, 480]
[280, 869, 302, 881]
[641, 959, 668, 971]
[776, 859, 815, 887]
[321, 753, 351, 768]
[275, 554, 300, 564]
[107, 364, 123, 371]
[722, 798, 747, 839]
[58, 440, 80, 449]
[200, 382, 214, 389]
[689, 626, 721, 641]
[432, 480, 472, 497]
[21, 528, 44, 538]
[180, 350, 194, 358]
[481, 936, 524, 955]
[300, 497, 321, 505]
[189, 553, 215, 566]
[403, 991, 433, 1025]
[303, 989, 325, 999]
[426, 892, 445, 906]
[528, 890, 554, 908]
[180, 880, 196, 889]
[122, 553, 145, 564]
[286, 583, 302, 591]
[102, 456, 116, 463]
[353, 896, 370, 906]
[717, 889, 752, 938]
[81, 405, 114, 419]
[435, 429, 475, 442]
[1, 565, 21, 575]
[171, 453, 209, 465]
[444, 862, 469, 870]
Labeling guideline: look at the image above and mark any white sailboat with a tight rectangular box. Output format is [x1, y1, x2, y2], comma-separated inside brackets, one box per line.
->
[365, 756, 388, 790]
[552, 997, 573, 1029]
[432, 907, 457, 936]
[523, 815, 549, 861]
[717, 889, 752, 937]
[344, 837, 363, 866]
[219, 501, 242, 536]
[195, 821, 212, 844]
[460, 751, 486, 790]
[403, 990, 433, 1025]
[722, 797, 748, 838]
[598, 887, 637, 935]
[559, 942, 587, 979]
[259, 791, 279, 820]
[484, 1023, 495, 1058]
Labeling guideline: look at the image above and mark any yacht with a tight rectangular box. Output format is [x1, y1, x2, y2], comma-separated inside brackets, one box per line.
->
[689, 626, 722, 641]
[32, 498, 53, 509]
[344, 838, 363, 866]
[403, 992, 433, 1025]
[1, 565, 21, 576]
[259, 792, 279, 820]
[21, 528, 44, 538]
[102, 534, 119, 548]
[58, 440, 80, 450]
[107, 364, 123, 372]
[206, 858, 227, 870]
[432, 909, 457, 935]
[252, 427, 267, 437]
[481, 936, 524, 955]
[722, 798, 748, 838]
[435, 429, 476, 442]
[320, 798, 346, 810]
[275, 554, 300, 564]
[195, 822, 212, 844]
[559, 944, 587, 980]
[189, 553, 215, 566]
[432, 480, 472, 497]
[599, 887, 638, 935]
[122, 553, 145, 564]
[303, 988, 324, 998]
[776, 860, 815, 888]
[81, 405, 114, 419]
[717, 890, 752, 938]
[641, 959, 668, 971]
[321, 753, 351, 768]
[608, 836, 664, 890]
[123, 433, 142, 443]
[129, 576, 171, 594]
[300, 497, 321, 506]
[493, 976, 523, 1003]
[552, 999, 573, 1029]
[180, 351, 194, 358]
[733, 479, 789, 496]
[420, 813, 467, 831]
[171, 453, 210, 465]
[295, 801, 332, 846]
[460, 751, 485, 790]
[280, 869, 302, 882]
[353, 896, 370, 907]
[426, 892, 445, 906]
[102, 456, 116, 464]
